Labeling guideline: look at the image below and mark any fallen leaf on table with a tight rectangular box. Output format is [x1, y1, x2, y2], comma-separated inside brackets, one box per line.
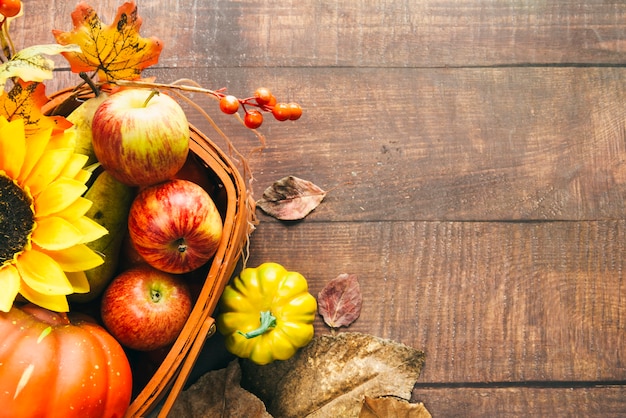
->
[167, 360, 272, 418]
[318, 273, 362, 328]
[359, 396, 432, 418]
[240, 332, 425, 418]
[256, 176, 326, 220]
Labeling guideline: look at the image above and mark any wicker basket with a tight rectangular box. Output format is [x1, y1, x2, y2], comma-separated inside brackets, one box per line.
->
[45, 87, 254, 417]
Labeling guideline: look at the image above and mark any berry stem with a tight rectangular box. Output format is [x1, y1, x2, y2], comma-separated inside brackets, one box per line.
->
[114, 79, 221, 100]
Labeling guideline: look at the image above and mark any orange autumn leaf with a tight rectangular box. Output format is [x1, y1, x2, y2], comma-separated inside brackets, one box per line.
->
[0, 80, 71, 136]
[52, 1, 163, 82]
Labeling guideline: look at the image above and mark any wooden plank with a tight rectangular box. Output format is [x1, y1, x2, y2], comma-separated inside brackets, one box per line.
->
[27, 2, 626, 222]
[43, 65, 626, 222]
[25, 0, 626, 68]
[244, 220, 626, 383]
[30, 3, 626, 222]
[411, 386, 626, 417]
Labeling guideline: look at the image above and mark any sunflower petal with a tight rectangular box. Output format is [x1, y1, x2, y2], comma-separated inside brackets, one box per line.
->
[0, 118, 26, 179]
[74, 169, 92, 185]
[0, 265, 21, 312]
[73, 216, 108, 244]
[57, 153, 88, 180]
[19, 283, 70, 312]
[30, 216, 84, 250]
[38, 244, 104, 272]
[55, 196, 93, 222]
[47, 129, 76, 150]
[16, 250, 74, 295]
[34, 178, 87, 218]
[18, 126, 53, 183]
[24, 148, 74, 196]
[65, 271, 90, 294]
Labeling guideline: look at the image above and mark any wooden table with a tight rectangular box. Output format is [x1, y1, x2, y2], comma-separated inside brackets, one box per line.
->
[26, 1, 625, 416]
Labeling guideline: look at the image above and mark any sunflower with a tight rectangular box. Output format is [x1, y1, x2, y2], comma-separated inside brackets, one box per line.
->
[0, 116, 107, 313]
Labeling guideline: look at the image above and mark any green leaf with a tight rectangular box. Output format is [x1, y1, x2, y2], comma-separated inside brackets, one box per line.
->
[0, 44, 81, 94]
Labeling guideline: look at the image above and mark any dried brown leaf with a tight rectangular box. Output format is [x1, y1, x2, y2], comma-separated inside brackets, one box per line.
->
[359, 396, 432, 418]
[168, 360, 272, 418]
[240, 332, 425, 418]
[256, 176, 326, 220]
[318, 273, 362, 328]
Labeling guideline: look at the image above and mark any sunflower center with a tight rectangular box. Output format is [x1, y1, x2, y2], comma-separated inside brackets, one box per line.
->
[0, 174, 35, 265]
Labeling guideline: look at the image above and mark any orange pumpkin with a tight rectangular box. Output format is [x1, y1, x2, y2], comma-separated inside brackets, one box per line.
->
[0, 304, 132, 418]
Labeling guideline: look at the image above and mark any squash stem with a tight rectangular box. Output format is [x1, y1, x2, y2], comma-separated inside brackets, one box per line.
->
[237, 310, 276, 339]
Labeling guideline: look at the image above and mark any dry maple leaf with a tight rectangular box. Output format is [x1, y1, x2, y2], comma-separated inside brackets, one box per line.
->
[256, 176, 327, 221]
[0, 80, 71, 136]
[52, 1, 163, 82]
[318, 273, 363, 329]
[359, 396, 432, 418]
[241, 332, 426, 418]
[168, 360, 272, 418]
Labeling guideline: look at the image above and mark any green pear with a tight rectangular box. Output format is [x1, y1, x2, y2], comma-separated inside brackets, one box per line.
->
[66, 93, 109, 166]
[69, 170, 136, 303]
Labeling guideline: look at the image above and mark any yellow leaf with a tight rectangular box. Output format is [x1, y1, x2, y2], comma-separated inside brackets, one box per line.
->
[52, 1, 163, 82]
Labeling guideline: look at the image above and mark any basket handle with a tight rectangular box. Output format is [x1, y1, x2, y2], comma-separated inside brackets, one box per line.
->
[156, 316, 217, 417]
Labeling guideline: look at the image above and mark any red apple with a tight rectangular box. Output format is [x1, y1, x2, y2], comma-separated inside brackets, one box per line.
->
[91, 88, 190, 186]
[128, 179, 223, 274]
[174, 152, 216, 196]
[119, 229, 147, 271]
[100, 265, 192, 351]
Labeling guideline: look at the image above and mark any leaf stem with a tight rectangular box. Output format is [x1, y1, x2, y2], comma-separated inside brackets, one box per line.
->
[79, 72, 100, 97]
[237, 310, 276, 339]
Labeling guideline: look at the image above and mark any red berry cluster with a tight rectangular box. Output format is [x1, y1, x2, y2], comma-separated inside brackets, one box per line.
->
[217, 87, 302, 129]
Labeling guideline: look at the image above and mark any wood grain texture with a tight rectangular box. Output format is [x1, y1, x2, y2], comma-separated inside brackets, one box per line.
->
[411, 386, 626, 417]
[24, 0, 626, 67]
[245, 221, 626, 383]
[18, 0, 626, 415]
[137, 66, 626, 221]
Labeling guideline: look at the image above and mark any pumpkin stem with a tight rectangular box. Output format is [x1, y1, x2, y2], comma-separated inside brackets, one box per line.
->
[237, 310, 276, 339]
